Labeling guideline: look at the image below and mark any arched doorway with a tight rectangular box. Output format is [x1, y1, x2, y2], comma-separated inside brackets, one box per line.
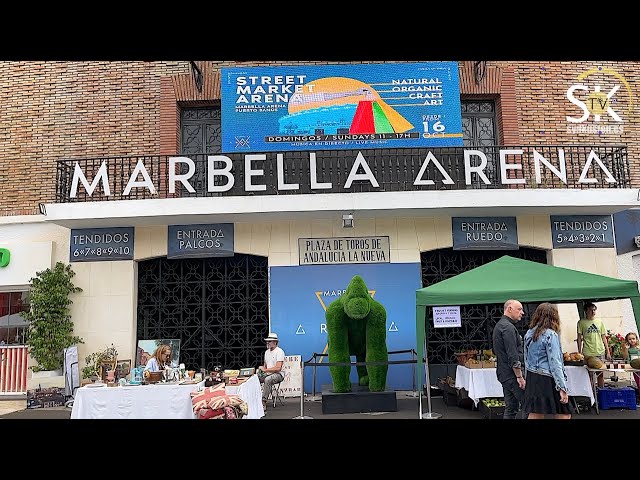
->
[136, 253, 269, 371]
[421, 247, 548, 381]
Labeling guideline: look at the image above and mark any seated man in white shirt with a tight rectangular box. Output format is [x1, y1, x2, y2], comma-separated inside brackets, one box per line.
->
[257, 333, 285, 408]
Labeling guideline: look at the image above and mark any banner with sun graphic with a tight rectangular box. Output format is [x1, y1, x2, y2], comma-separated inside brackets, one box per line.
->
[269, 263, 421, 392]
[221, 62, 463, 153]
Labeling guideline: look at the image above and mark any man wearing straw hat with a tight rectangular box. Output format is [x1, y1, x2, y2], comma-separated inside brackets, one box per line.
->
[257, 332, 285, 409]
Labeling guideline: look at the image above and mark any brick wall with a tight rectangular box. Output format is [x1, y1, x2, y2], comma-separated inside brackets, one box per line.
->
[1, 60, 638, 216]
[501, 60, 639, 187]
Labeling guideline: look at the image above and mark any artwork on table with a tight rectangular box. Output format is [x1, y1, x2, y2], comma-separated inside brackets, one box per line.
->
[115, 359, 132, 379]
[99, 360, 117, 382]
[27, 386, 66, 409]
[136, 339, 181, 368]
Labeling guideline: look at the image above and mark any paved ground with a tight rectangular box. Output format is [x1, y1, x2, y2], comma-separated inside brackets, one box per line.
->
[1, 391, 639, 419]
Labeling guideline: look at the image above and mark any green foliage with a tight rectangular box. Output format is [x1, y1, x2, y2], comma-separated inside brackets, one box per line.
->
[23, 262, 84, 372]
[326, 274, 388, 393]
[342, 275, 371, 319]
[606, 330, 626, 359]
[81, 344, 118, 379]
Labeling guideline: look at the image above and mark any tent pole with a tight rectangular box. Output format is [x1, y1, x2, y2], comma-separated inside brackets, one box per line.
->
[631, 297, 640, 335]
[421, 334, 441, 419]
[416, 304, 424, 418]
[418, 363, 423, 419]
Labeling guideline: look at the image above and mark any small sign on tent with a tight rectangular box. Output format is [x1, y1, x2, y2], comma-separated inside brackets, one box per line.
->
[433, 306, 461, 328]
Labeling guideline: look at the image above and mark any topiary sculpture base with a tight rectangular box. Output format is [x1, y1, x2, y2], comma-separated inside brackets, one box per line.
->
[321, 384, 397, 414]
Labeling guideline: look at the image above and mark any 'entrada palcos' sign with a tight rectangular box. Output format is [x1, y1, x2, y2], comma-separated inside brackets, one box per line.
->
[168, 224, 234, 259]
[221, 62, 463, 153]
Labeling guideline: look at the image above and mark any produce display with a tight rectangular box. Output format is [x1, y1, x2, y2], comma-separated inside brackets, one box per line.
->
[481, 398, 505, 408]
[455, 349, 496, 366]
[586, 356, 605, 369]
[439, 376, 455, 388]
[563, 352, 585, 364]
[454, 350, 478, 365]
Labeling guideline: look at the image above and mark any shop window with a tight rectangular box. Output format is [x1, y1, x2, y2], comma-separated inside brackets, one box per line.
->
[0, 291, 29, 345]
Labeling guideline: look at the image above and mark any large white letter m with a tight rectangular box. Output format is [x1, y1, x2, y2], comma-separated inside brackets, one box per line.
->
[70, 161, 111, 198]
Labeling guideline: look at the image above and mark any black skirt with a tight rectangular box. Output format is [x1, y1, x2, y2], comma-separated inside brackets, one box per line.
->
[523, 371, 573, 415]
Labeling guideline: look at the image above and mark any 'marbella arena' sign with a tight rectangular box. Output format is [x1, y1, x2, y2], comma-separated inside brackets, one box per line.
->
[69, 148, 618, 198]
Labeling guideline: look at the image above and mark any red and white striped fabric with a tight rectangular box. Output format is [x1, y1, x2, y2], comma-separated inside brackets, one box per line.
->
[0, 346, 28, 394]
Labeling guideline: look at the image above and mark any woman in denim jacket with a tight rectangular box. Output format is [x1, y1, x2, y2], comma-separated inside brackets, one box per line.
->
[523, 303, 572, 419]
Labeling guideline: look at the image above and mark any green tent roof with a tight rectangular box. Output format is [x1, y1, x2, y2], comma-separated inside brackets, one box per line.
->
[416, 255, 640, 306]
[415, 255, 640, 418]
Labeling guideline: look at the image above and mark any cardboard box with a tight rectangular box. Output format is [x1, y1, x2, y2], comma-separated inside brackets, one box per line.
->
[464, 359, 483, 369]
[464, 360, 496, 369]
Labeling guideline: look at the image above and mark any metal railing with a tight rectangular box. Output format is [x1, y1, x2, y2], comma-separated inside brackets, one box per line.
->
[304, 348, 418, 397]
[55, 144, 630, 203]
[0, 346, 28, 394]
[293, 349, 419, 419]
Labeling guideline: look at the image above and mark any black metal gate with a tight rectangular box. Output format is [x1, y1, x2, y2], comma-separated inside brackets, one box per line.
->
[421, 247, 548, 381]
[136, 253, 269, 371]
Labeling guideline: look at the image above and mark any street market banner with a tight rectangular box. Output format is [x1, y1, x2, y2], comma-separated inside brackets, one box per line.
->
[221, 62, 463, 153]
[269, 263, 421, 392]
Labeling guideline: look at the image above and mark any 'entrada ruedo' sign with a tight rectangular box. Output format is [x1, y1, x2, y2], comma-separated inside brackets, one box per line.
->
[551, 215, 614, 248]
[168, 224, 234, 259]
[70, 227, 134, 261]
[452, 217, 519, 250]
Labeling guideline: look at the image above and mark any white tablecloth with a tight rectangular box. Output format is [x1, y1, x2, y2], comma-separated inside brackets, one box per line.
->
[71, 380, 205, 419]
[455, 365, 595, 406]
[225, 374, 264, 419]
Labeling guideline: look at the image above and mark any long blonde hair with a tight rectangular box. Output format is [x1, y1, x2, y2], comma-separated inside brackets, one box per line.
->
[152, 344, 171, 368]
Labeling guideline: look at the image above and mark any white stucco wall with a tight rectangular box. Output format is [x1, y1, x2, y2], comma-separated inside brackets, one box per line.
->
[550, 248, 623, 351]
[1, 213, 627, 375]
[616, 250, 640, 337]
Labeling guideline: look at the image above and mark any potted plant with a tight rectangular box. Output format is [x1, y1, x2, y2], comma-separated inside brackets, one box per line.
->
[23, 262, 84, 374]
[82, 344, 118, 382]
[606, 330, 626, 360]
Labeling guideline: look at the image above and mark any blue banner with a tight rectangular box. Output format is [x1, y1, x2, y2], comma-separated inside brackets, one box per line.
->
[221, 62, 463, 153]
[269, 263, 422, 392]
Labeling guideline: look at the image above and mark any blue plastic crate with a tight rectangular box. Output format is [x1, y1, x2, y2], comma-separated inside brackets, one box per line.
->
[597, 387, 637, 410]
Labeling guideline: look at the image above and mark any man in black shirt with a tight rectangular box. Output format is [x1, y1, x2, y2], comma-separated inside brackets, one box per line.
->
[492, 299, 526, 419]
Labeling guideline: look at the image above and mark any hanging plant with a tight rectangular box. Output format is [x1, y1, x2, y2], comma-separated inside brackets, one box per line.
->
[23, 262, 84, 372]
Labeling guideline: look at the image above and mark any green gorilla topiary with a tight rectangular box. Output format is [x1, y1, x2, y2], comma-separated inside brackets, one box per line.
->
[326, 275, 388, 393]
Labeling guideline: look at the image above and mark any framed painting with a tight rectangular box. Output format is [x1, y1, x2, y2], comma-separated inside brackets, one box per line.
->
[136, 339, 181, 368]
[115, 359, 132, 379]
